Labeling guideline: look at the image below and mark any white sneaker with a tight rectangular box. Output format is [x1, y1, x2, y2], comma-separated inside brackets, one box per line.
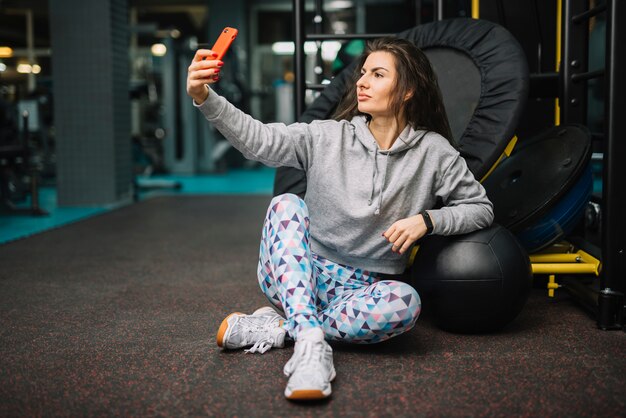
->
[216, 307, 287, 354]
[283, 327, 336, 400]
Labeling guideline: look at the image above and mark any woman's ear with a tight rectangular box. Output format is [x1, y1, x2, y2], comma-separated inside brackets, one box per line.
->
[404, 89, 414, 102]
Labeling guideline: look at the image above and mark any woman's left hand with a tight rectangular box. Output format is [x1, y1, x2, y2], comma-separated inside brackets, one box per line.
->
[383, 214, 429, 255]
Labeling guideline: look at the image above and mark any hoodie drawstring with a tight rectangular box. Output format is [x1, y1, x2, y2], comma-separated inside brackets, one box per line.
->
[375, 153, 390, 215]
[368, 148, 379, 207]
[368, 147, 390, 216]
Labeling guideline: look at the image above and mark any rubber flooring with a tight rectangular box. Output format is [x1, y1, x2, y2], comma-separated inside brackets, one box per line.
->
[1, 195, 624, 417]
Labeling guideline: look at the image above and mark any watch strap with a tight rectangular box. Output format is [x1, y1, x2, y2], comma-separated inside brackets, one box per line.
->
[421, 211, 434, 235]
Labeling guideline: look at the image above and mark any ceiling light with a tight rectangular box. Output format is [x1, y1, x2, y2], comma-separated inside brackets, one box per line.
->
[326, 1, 354, 9]
[17, 63, 32, 73]
[151, 43, 167, 57]
[0, 47, 13, 58]
[272, 41, 342, 61]
[272, 42, 295, 55]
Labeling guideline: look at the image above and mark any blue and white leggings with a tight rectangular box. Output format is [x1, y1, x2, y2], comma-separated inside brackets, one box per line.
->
[257, 193, 421, 343]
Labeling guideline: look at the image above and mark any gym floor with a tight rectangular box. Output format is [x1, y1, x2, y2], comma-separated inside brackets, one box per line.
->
[0, 168, 624, 416]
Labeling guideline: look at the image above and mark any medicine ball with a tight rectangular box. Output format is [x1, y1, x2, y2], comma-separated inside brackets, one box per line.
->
[409, 224, 532, 333]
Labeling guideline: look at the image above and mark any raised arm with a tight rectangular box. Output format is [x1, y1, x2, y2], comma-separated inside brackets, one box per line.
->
[186, 49, 316, 170]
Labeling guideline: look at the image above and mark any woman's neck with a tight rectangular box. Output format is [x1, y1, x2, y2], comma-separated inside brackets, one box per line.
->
[368, 115, 406, 150]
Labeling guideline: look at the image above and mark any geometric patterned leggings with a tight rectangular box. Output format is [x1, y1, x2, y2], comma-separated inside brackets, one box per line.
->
[257, 193, 421, 344]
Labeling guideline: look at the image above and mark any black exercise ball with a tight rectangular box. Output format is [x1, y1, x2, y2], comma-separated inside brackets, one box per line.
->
[409, 224, 532, 333]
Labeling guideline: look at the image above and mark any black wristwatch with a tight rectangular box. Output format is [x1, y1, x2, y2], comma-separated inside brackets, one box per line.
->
[420, 211, 434, 235]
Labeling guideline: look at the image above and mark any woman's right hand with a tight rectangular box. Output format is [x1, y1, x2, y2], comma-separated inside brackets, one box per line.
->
[186, 49, 224, 105]
[383, 214, 429, 255]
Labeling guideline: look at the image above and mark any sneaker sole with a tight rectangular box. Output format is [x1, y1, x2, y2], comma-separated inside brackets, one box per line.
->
[216, 312, 243, 348]
[286, 389, 330, 401]
[285, 369, 335, 400]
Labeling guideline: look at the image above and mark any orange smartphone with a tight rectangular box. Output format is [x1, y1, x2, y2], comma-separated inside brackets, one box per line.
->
[211, 27, 238, 60]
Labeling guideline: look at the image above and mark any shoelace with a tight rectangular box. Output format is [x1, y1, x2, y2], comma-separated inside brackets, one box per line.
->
[245, 338, 274, 354]
[239, 316, 280, 354]
[285, 339, 327, 375]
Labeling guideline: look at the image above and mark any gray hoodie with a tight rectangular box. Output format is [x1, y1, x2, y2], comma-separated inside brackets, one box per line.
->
[195, 89, 494, 274]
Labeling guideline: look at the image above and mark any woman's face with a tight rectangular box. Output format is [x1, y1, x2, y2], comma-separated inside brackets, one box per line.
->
[356, 51, 398, 120]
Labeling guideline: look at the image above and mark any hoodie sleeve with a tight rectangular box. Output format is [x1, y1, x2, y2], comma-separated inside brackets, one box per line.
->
[428, 153, 494, 236]
[194, 88, 315, 170]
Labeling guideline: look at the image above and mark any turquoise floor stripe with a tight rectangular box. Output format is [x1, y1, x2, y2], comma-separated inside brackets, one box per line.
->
[0, 168, 275, 245]
[137, 167, 275, 197]
[0, 187, 110, 244]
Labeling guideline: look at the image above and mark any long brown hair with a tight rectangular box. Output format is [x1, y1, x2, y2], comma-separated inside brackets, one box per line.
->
[333, 37, 453, 143]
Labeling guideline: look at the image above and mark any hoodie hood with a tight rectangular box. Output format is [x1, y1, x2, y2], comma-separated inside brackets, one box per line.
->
[351, 116, 428, 215]
[351, 115, 427, 155]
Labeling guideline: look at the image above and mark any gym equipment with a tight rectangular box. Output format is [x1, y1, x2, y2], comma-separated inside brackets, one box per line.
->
[529, 242, 601, 298]
[0, 109, 48, 216]
[410, 224, 532, 334]
[482, 125, 592, 253]
[275, 17, 529, 196]
[516, 165, 592, 252]
[472, 0, 624, 329]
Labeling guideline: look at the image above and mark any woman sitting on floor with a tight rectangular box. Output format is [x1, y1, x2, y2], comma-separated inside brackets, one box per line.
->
[186, 37, 493, 401]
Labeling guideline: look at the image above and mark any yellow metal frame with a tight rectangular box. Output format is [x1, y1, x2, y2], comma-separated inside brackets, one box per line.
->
[472, 0, 480, 19]
[530, 245, 601, 297]
[480, 136, 518, 183]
